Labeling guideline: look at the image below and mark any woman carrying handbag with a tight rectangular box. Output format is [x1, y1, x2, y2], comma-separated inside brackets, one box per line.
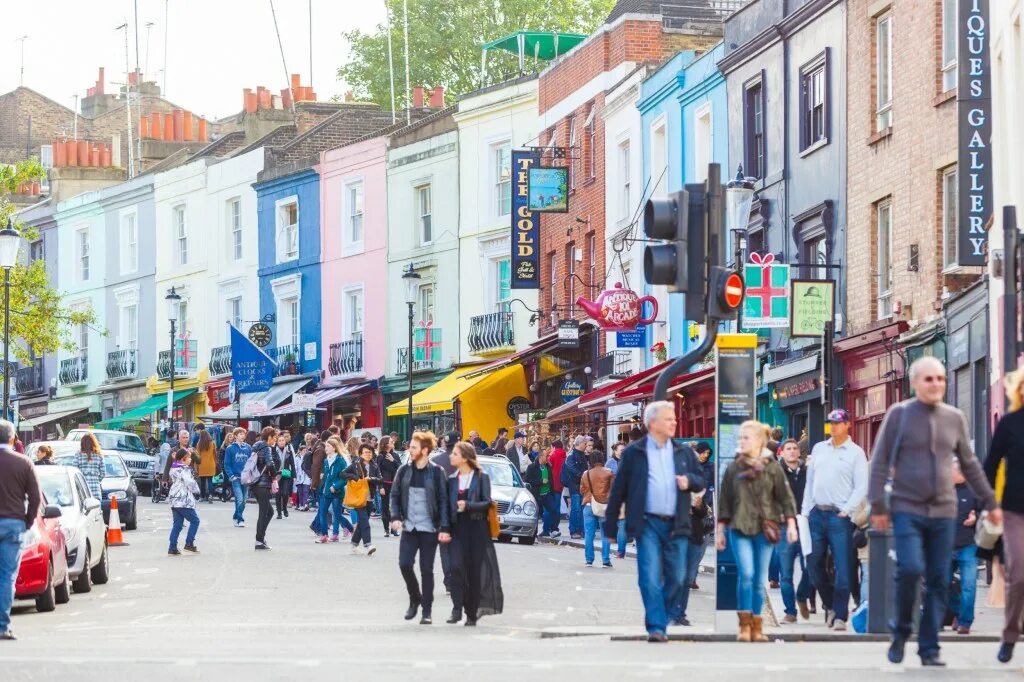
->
[580, 451, 614, 567]
[275, 432, 295, 519]
[251, 426, 281, 551]
[344, 443, 381, 556]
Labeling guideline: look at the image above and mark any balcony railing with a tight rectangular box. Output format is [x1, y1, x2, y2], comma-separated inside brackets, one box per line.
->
[210, 345, 231, 376]
[106, 349, 138, 381]
[16, 362, 44, 396]
[396, 346, 439, 375]
[59, 356, 88, 386]
[269, 344, 302, 377]
[328, 335, 363, 376]
[468, 312, 514, 355]
[594, 349, 633, 382]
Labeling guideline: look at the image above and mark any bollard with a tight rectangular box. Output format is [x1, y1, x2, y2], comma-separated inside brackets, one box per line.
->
[867, 527, 895, 633]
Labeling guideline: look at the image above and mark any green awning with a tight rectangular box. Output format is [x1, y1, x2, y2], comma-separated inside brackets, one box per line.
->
[481, 32, 586, 60]
[96, 388, 198, 429]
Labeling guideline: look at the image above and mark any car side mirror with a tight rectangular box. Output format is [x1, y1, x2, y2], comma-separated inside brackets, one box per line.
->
[84, 498, 101, 512]
[43, 504, 62, 519]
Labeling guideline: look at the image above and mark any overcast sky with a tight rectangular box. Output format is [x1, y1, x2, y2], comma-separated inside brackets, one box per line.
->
[0, 0, 388, 120]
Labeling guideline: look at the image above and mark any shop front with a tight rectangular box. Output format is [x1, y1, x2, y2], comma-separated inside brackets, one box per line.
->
[382, 367, 452, 441]
[199, 375, 312, 426]
[604, 366, 715, 441]
[143, 368, 211, 431]
[95, 388, 199, 436]
[763, 353, 824, 447]
[942, 279, 989, 460]
[204, 376, 234, 416]
[254, 381, 378, 435]
[18, 394, 102, 441]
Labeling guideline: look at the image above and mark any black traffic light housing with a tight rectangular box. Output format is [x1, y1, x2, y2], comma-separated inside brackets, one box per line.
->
[643, 190, 688, 292]
[707, 266, 744, 320]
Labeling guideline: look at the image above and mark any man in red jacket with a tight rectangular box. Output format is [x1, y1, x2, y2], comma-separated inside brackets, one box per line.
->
[547, 440, 566, 538]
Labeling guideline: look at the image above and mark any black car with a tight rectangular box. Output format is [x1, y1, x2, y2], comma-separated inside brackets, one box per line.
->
[55, 453, 139, 531]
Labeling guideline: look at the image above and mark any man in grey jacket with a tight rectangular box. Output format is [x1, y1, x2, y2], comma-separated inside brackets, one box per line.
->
[869, 356, 1001, 667]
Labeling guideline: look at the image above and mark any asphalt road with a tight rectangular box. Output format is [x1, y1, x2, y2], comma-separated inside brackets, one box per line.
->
[0, 499, 1017, 681]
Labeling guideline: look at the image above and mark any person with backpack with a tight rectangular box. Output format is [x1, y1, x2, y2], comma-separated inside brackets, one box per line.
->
[316, 437, 354, 543]
[225, 427, 252, 527]
[274, 432, 294, 520]
[168, 448, 201, 555]
[344, 443, 381, 556]
[246, 427, 281, 550]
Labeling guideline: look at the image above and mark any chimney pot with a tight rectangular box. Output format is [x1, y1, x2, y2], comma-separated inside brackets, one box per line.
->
[182, 111, 193, 141]
[97, 67, 105, 95]
[173, 110, 184, 141]
[291, 74, 301, 92]
[429, 86, 444, 108]
[140, 115, 150, 139]
[163, 112, 174, 141]
[67, 139, 79, 166]
[198, 117, 208, 142]
[77, 140, 91, 167]
[243, 88, 257, 113]
[101, 144, 112, 167]
[151, 112, 162, 140]
[413, 85, 425, 108]
[53, 139, 67, 167]
[280, 88, 292, 110]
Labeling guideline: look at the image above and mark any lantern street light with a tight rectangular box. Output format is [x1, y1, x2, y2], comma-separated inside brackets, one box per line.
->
[0, 218, 22, 422]
[725, 166, 757, 330]
[165, 286, 181, 432]
[402, 264, 421, 439]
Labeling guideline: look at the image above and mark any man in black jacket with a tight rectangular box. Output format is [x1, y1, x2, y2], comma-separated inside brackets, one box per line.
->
[603, 401, 704, 643]
[776, 438, 811, 622]
[391, 431, 450, 625]
[525, 449, 558, 536]
[562, 436, 589, 538]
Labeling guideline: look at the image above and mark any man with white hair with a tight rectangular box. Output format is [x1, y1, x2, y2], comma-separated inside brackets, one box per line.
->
[604, 401, 704, 642]
[869, 356, 1000, 667]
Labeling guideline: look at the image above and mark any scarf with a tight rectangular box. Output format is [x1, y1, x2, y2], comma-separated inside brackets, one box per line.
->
[736, 449, 773, 480]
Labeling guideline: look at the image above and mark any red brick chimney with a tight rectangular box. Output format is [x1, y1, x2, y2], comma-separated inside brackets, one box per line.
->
[412, 85, 425, 108]
[429, 86, 444, 108]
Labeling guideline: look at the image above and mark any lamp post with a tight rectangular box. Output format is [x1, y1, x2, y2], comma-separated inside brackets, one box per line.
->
[165, 286, 180, 432]
[0, 219, 22, 422]
[725, 165, 756, 331]
[402, 264, 421, 439]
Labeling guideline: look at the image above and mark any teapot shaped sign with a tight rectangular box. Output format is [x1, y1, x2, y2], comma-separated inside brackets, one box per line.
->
[575, 282, 658, 332]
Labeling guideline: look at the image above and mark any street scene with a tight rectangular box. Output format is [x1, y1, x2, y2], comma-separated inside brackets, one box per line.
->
[1, 0, 1024, 679]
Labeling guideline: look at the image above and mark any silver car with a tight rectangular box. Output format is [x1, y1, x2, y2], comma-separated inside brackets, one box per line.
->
[477, 454, 538, 545]
[66, 429, 155, 492]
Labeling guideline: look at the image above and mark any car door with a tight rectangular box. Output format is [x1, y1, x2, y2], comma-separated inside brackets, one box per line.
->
[75, 472, 105, 561]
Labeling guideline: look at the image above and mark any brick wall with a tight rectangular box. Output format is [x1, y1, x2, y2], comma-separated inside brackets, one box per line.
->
[845, 0, 971, 333]
[0, 88, 76, 162]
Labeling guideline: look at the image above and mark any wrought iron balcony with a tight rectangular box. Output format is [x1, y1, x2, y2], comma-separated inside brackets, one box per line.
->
[594, 349, 633, 382]
[467, 312, 514, 355]
[269, 344, 302, 377]
[328, 335, 363, 376]
[210, 345, 231, 376]
[396, 346, 440, 375]
[59, 356, 88, 386]
[106, 349, 138, 381]
[16, 362, 44, 396]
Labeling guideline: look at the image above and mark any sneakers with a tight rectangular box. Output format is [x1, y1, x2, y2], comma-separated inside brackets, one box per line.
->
[832, 619, 847, 631]
[391, 530, 400, 537]
[585, 562, 593, 567]
[342, 529, 352, 539]
[255, 542, 270, 550]
[352, 544, 365, 555]
[670, 617, 691, 626]
[183, 544, 199, 553]
[168, 548, 181, 556]
[602, 562, 613, 568]
[235, 520, 246, 528]
[329, 535, 340, 543]
[768, 580, 780, 589]
[316, 535, 328, 544]
[276, 513, 282, 520]
[570, 533, 583, 539]
[420, 611, 432, 625]
[549, 530, 562, 538]
[365, 545, 376, 556]
[0, 629, 15, 641]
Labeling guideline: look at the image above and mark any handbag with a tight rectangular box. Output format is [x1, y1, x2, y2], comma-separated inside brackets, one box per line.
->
[343, 463, 370, 508]
[762, 518, 781, 544]
[487, 501, 501, 540]
[585, 471, 607, 517]
[975, 513, 1004, 550]
[271, 479, 280, 494]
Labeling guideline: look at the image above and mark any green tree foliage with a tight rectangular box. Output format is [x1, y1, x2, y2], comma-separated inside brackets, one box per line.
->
[338, 0, 615, 107]
[0, 159, 99, 366]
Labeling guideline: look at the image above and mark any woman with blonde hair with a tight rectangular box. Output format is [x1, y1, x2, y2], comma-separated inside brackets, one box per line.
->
[986, 367, 1024, 663]
[717, 420, 798, 642]
[315, 436, 353, 543]
[69, 432, 106, 500]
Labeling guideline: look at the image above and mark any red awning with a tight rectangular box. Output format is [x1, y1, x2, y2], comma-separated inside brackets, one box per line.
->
[576, 359, 673, 411]
[605, 366, 715, 407]
[544, 397, 581, 420]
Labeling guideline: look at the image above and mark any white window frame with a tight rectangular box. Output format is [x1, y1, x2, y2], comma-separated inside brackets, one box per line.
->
[876, 12, 894, 131]
[491, 141, 512, 219]
[941, 0, 957, 93]
[619, 141, 631, 221]
[288, 298, 300, 348]
[876, 199, 894, 319]
[588, 234, 597, 290]
[549, 253, 557, 313]
[418, 283, 435, 323]
[173, 205, 188, 266]
[227, 296, 242, 333]
[650, 115, 668, 199]
[275, 196, 299, 263]
[342, 285, 364, 341]
[76, 227, 89, 282]
[693, 102, 713, 182]
[586, 105, 597, 181]
[343, 181, 365, 255]
[229, 197, 243, 261]
[942, 166, 959, 270]
[270, 273, 301, 348]
[119, 210, 138, 275]
[416, 183, 432, 246]
[113, 285, 140, 350]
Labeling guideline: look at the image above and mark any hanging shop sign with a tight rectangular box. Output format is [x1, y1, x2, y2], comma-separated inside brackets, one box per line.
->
[557, 319, 580, 349]
[291, 393, 318, 410]
[506, 397, 531, 420]
[790, 279, 836, 338]
[742, 253, 790, 329]
[576, 282, 658, 332]
[230, 325, 275, 393]
[527, 167, 569, 213]
[957, 0, 992, 266]
[511, 148, 542, 289]
[615, 329, 645, 348]
[560, 379, 586, 403]
[248, 322, 273, 348]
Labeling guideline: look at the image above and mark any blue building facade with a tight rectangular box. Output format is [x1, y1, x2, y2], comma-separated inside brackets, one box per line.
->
[254, 168, 323, 378]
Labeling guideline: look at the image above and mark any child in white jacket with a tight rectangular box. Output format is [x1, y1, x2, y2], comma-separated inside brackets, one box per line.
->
[168, 448, 201, 555]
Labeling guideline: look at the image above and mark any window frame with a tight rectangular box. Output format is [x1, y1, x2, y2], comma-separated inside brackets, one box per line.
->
[344, 181, 365, 254]
[941, 0, 957, 93]
[418, 283, 435, 324]
[275, 197, 299, 263]
[566, 242, 576, 315]
[876, 199, 894, 319]
[118, 302, 138, 350]
[227, 296, 242, 334]
[119, 210, 138, 275]
[585, 104, 597, 181]
[619, 140, 631, 220]
[415, 183, 432, 246]
[650, 115, 668, 199]
[493, 259, 511, 313]
[172, 205, 188, 266]
[588, 233, 597, 291]
[29, 239, 44, 262]
[567, 117, 577, 193]
[875, 12, 894, 131]
[342, 285, 364, 341]
[549, 252, 557, 314]
[942, 166, 959, 270]
[693, 102, 713, 182]
[742, 74, 766, 180]
[799, 50, 830, 152]
[492, 141, 512, 219]
[229, 197, 243, 261]
[76, 227, 89, 281]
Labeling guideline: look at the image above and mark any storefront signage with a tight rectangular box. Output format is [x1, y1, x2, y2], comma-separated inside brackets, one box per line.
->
[511, 149, 542, 289]
[527, 167, 569, 213]
[506, 396, 531, 419]
[230, 325, 274, 392]
[957, 0, 992, 266]
[47, 394, 101, 414]
[247, 400, 268, 415]
[742, 254, 790, 329]
[790, 279, 835, 338]
[557, 319, 580, 349]
[291, 393, 318, 410]
[248, 323, 273, 348]
[615, 329, 645, 348]
[774, 371, 821, 408]
[559, 379, 585, 403]
[576, 282, 657, 332]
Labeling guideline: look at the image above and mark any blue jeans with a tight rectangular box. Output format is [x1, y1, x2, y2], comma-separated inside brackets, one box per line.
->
[230, 478, 247, 523]
[169, 507, 200, 549]
[675, 538, 706, 619]
[568, 492, 583, 536]
[317, 496, 353, 537]
[0, 518, 24, 632]
[616, 518, 627, 556]
[583, 506, 610, 565]
[731, 529, 773, 614]
[636, 516, 689, 635]
[807, 508, 854, 621]
[948, 544, 978, 627]
[777, 537, 811, 616]
[539, 492, 560, 535]
[891, 512, 955, 658]
[768, 543, 781, 582]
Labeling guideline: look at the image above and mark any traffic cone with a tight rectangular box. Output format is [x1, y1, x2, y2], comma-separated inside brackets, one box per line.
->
[106, 494, 129, 546]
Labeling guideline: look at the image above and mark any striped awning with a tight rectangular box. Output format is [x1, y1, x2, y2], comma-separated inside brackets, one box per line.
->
[251, 382, 372, 418]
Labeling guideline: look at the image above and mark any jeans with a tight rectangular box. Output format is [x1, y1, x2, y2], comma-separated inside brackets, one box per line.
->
[399, 530, 439, 609]
[777, 538, 811, 616]
[317, 496, 353, 537]
[616, 518, 627, 556]
[254, 486, 273, 544]
[169, 507, 200, 549]
[891, 512, 955, 658]
[351, 506, 371, 546]
[230, 478, 247, 523]
[675, 538, 706, 619]
[636, 516, 689, 635]
[731, 529, 773, 614]
[568, 492, 583, 536]
[380, 486, 393, 531]
[539, 492, 560, 535]
[0, 518, 24, 633]
[768, 543, 781, 583]
[807, 508, 854, 621]
[948, 544, 978, 628]
[583, 505, 610, 565]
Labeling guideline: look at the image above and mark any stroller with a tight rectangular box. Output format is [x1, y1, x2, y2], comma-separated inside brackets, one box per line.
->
[151, 474, 170, 503]
[210, 473, 233, 503]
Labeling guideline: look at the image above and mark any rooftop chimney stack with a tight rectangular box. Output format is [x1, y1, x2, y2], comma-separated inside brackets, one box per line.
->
[413, 86, 425, 108]
[429, 86, 444, 108]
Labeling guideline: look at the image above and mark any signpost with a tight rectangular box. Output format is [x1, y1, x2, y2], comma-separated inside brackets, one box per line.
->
[742, 254, 790, 330]
[790, 279, 836, 338]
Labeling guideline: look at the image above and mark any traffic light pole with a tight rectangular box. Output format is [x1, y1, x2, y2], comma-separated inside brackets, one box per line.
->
[653, 326, 719, 401]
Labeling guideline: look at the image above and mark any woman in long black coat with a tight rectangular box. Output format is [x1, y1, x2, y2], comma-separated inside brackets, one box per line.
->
[446, 441, 503, 626]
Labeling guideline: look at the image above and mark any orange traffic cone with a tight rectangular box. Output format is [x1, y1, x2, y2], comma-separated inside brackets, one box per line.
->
[106, 494, 129, 546]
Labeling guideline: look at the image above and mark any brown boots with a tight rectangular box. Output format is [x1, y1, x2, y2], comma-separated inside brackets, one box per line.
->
[736, 612, 769, 642]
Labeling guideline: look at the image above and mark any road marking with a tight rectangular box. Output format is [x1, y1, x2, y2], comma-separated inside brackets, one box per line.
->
[101, 600, 136, 608]
[532, 662, 554, 669]
[521, 612, 557, 621]
[412, 661, 436, 669]
[123, 583, 150, 590]
[133, 568, 159, 574]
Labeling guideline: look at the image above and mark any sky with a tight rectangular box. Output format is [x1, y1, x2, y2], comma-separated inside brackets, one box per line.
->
[0, 0, 389, 120]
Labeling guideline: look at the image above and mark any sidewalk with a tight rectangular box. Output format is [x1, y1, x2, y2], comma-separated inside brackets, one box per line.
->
[537, 533, 715, 574]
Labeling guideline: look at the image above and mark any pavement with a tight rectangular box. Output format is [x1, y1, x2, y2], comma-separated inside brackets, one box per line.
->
[0, 498, 1017, 681]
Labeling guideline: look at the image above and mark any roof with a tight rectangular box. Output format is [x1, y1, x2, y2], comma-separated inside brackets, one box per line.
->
[606, 0, 663, 22]
[234, 124, 298, 156]
[189, 131, 249, 160]
[482, 32, 587, 60]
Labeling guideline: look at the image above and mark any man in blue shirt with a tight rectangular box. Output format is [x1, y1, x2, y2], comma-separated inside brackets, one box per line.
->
[224, 427, 252, 527]
[604, 401, 704, 642]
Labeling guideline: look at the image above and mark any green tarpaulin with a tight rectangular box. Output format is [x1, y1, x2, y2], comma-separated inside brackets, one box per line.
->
[481, 32, 586, 60]
[95, 388, 198, 429]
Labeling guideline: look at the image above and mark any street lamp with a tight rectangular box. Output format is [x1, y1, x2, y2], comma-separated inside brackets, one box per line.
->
[725, 166, 757, 330]
[165, 286, 181, 433]
[0, 218, 22, 422]
[402, 264, 421, 440]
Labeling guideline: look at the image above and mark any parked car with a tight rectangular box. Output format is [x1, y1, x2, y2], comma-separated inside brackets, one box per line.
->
[478, 454, 538, 545]
[34, 465, 110, 594]
[52, 451, 139, 531]
[66, 429, 155, 493]
[15, 493, 71, 612]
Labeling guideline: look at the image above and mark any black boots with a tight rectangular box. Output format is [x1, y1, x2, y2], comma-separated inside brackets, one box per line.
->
[998, 642, 1015, 663]
[446, 609, 462, 624]
[420, 609, 432, 625]
[404, 599, 420, 621]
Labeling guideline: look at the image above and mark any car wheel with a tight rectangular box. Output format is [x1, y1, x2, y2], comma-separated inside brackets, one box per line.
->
[519, 532, 536, 545]
[125, 507, 138, 531]
[36, 562, 56, 612]
[72, 546, 92, 593]
[54, 565, 71, 605]
[91, 542, 110, 585]
[497, 533, 512, 543]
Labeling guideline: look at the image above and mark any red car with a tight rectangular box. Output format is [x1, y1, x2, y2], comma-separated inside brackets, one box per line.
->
[15, 493, 70, 612]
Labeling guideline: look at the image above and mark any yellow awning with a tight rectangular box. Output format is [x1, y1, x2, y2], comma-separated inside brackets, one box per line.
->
[386, 363, 524, 417]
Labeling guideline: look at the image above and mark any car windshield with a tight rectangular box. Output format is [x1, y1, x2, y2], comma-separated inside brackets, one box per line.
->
[92, 433, 146, 453]
[480, 459, 523, 488]
[34, 470, 74, 507]
[55, 455, 128, 478]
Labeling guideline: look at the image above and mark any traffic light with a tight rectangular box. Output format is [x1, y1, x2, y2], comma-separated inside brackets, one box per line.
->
[707, 266, 744, 320]
[643, 190, 688, 292]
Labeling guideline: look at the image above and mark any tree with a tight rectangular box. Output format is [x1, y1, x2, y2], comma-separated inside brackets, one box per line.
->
[338, 0, 615, 108]
[0, 159, 99, 368]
